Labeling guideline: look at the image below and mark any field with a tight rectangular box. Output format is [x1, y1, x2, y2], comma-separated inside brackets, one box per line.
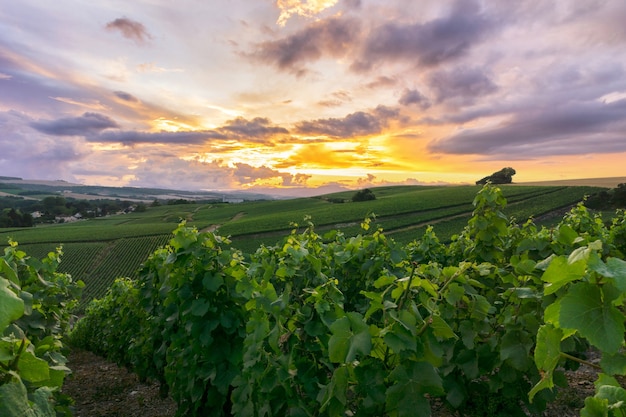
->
[0, 184, 606, 305]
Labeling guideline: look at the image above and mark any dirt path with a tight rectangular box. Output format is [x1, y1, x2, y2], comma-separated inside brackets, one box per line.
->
[62, 348, 595, 417]
[199, 211, 245, 233]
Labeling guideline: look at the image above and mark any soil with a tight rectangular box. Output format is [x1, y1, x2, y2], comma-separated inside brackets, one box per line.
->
[62, 348, 598, 417]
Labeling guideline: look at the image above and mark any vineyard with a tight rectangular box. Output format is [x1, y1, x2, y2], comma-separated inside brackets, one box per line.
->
[66, 184, 626, 417]
[0, 184, 604, 306]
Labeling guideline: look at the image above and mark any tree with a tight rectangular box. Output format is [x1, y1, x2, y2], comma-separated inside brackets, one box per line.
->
[476, 167, 516, 185]
[352, 188, 376, 202]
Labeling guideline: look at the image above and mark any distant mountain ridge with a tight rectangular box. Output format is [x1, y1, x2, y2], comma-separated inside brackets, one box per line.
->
[0, 177, 278, 202]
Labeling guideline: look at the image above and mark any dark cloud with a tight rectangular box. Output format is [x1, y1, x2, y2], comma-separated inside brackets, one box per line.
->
[219, 117, 288, 139]
[399, 88, 430, 108]
[295, 105, 399, 138]
[105, 17, 152, 44]
[247, 17, 359, 74]
[428, 99, 626, 157]
[91, 129, 226, 145]
[30, 112, 119, 136]
[113, 91, 139, 102]
[428, 66, 498, 105]
[353, 1, 497, 71]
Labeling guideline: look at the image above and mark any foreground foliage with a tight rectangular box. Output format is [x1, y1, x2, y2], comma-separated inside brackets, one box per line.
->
[0, 243, 83, 416]
[70, 185, 626, 417]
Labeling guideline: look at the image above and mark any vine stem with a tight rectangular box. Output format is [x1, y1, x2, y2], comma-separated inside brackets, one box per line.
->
[9, 338, 27, 370]
[398, 262, 418, 311]
[437, 263, 468, 300]
[560, 352, 602, 370]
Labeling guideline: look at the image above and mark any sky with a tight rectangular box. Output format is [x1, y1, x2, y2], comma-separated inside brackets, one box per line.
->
[1, 0, 626, 196]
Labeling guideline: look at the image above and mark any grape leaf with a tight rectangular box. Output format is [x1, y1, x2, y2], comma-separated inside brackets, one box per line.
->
[328, 312, 372, 363]
[0, 277, 24, 330]
[542, 256, 586, 295]
[560, 283, 624, 354]
[386, 361, 443, 417]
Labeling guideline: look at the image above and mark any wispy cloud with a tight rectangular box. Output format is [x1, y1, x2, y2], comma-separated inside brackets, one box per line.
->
[105, 17, 152, 44]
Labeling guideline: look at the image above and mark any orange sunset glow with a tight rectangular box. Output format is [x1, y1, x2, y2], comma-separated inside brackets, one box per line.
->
[1, 1, 626, 196]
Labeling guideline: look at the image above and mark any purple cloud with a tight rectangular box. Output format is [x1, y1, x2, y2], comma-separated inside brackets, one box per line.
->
[399, 88, 430, 108]
[219, 117, 289, 140]
[91, 129, 226, 145]
[30, 112, 119, 136]
[428, 99, 626, 156]
[247, 17, 359, 74]
[105, 17, 152, 44]
[295, 106, 399, 138]
[428, 66, 498, 106]
[353, 2, 497, 71]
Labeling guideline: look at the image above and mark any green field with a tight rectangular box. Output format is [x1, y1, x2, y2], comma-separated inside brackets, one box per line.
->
[0, 184, 605, 305]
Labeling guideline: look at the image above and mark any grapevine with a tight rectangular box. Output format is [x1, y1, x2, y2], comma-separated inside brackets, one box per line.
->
[72, 184, 626, 417]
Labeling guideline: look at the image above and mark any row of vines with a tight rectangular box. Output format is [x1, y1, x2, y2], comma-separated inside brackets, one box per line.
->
[0, 243, 83, 416]
[70, 184, 626, 417]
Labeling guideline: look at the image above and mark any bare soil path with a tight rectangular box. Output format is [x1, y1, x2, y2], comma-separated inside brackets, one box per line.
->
[63, 348, 596, 417]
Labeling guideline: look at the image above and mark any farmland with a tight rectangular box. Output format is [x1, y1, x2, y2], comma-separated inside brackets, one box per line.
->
[0, 184, 605, 305]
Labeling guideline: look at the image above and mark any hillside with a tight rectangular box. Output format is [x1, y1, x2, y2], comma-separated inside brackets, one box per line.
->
[515, 176, 626, 188]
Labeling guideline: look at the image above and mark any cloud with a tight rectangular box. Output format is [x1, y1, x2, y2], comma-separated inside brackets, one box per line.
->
[219, 117, 289, 140]
[105, 17, 152, 44]
[399, 88, 430, 108]
[276, 0, 340, 26]
[91, 129, 226, 145]
[247, 17, 359, 74]
[113, 91, 139, 102]
[318, 90, 352, 107]
[295, 105, 399, 138]
[428, 99, 626, 157]
[352, 1, 497, 71]
[234, 162, 290, 184]
[365, 76, 397, 89]
[0, 111, 89, 180]
[30, 112, 119, 136]
[428, 66, 498, 106]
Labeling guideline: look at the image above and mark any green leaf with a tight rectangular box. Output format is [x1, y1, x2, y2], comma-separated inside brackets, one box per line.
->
[190, 299, 210, 317]
[597, 385, 626, 407]
[529, 325, 563, 402]
[580, 396, 608, 417]
[203, 273, 224, 292]
[534, 324, 562, 372]
[600, 353, 626, 375]
[430, 315, 456, 340]
[0, 380, 37, 417]
[589, 257, 626, 292]
[542, 255, 586, 295]
[386, 361, 443, 417]
[18, 350, 50, 383]
[500, 330, 533, 371]
[318, 366, 348, 415]
[0, 277, 24, 330]
[328, 312, 372, 363]
[557, 224, 578, 246]
[30, 386, 56, 416]
[560, 283, 625, 354]
[0, 258, 19, 285]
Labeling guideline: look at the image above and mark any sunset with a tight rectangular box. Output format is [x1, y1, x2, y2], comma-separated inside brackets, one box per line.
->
[2, 0, 626, 196]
